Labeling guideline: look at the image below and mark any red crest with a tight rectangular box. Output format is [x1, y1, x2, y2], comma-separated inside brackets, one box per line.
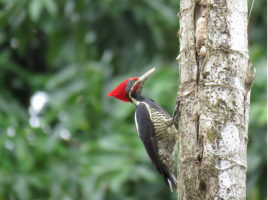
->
[107, 78, 139, 102]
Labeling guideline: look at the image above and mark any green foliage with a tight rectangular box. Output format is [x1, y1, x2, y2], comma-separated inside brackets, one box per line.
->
[0, 0, 266, 200]
[247, 1, 267, 199]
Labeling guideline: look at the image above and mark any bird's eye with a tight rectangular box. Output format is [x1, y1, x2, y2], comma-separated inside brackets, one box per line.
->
[128, 80, 133, 84]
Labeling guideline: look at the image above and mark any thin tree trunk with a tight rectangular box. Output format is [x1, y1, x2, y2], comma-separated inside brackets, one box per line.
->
[176, 0, 255, 199]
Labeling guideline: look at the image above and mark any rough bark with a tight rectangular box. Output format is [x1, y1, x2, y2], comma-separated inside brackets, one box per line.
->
[176, 0, 255, 199]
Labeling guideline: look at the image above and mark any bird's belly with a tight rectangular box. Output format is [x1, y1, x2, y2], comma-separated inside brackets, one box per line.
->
[149, 107, 177, 172]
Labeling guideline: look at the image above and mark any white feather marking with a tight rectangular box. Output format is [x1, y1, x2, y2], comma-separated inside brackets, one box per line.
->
[134, 111, 140, 136]
[167, 178, 173, 192]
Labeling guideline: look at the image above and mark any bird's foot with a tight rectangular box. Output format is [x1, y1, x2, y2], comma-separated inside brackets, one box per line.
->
[172, 96, 185, 124]
[172, 104, 179, 124]
[165, 118, 178, 126]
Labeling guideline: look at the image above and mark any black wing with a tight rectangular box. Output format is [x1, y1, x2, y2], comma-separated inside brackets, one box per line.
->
[135, 103, 176, 191]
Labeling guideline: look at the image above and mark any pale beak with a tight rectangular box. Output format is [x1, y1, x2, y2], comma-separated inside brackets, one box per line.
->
[135, 68, 155, 93]
[138, 68, 155, 84]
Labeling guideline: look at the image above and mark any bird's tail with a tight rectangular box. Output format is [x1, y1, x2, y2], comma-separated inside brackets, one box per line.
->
[162, 164, 177, 192]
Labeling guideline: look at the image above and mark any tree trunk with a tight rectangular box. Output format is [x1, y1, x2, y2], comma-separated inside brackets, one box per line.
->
[176, 0, 255, 199]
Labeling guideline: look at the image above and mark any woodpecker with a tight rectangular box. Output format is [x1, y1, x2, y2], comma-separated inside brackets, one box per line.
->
[107, 68, 177, 191]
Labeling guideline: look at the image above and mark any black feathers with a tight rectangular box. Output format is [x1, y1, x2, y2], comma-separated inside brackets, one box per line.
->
[135, 102, 176, 191]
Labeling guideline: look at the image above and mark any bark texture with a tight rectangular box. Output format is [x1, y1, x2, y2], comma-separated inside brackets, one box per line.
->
[176, 0, 255, 199]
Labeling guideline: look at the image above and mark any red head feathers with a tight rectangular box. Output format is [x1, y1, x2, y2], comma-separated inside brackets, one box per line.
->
[107, 78, 139, 102]
[107, 68, 155, 102]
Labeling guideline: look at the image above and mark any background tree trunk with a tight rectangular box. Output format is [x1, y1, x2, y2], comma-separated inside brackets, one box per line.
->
[176, 0, 255, 199]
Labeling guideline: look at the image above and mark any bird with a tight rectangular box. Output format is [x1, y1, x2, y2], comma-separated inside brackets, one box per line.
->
[107, 68, 178, 192]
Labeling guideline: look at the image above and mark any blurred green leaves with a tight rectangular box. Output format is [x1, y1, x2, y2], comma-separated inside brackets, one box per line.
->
[29, 0, 57, 21]
[29, 0, 43, 21]
[246, 1, 267, 199]
[0, 0, 266, 200]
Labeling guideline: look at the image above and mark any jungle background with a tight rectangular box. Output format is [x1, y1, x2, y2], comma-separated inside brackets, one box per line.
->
[0, 0, 266, 200]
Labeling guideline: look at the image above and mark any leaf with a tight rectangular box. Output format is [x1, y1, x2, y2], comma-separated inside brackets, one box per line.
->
[29, 0, 43, 21]
[43, 0, 57, 16]
[46, 65, 78, 90]
[110, 168, 131, 192]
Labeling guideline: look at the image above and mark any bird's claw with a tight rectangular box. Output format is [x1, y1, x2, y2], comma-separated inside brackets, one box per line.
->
[172, 104, 179, 124]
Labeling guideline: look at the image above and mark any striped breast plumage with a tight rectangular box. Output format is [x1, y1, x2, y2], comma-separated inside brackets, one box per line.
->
[146, 104, 178, 174]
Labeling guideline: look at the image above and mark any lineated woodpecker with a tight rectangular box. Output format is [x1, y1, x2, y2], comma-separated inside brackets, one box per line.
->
[107, 68, 178, 191]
